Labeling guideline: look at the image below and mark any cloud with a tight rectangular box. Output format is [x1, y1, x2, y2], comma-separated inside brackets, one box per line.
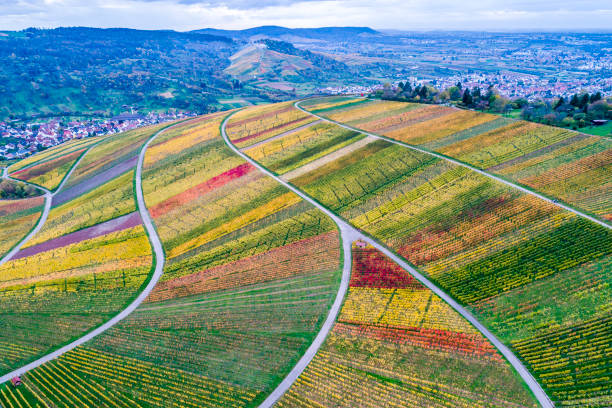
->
[168, 0, 321, 9]
[0, 0, 610, 31]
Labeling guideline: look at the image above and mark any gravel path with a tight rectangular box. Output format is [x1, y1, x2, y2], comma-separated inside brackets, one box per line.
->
[281, 135, 377, 181]
[0, 167, 52, 268]
[0, 142, 98, 266]
[0, 121, 188, 385]
[296, 100, 611, 230]
[221, 111, 555, 408]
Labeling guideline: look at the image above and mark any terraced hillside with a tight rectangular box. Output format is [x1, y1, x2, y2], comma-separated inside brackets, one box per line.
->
[0, 99, 609, 408]
[277, 243, 537, 408]
[8, 138, 99, 192]
[0, 112, 344, 407]
[301, 97, 612, 223]
[234, 100, 612, 408]
[0, 125, 171, 379]
[0, 185, 45, 259]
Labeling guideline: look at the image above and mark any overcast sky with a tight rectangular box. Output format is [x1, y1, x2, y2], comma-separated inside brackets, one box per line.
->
[1, 0, 611, 31]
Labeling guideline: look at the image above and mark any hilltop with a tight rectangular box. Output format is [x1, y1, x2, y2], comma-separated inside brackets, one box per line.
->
[0, 26, 380, 121]
[193, 25, 381, 42]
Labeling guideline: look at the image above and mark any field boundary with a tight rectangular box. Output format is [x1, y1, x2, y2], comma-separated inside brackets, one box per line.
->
[0, 120, 190, 385]
[221, 109, 555, 408]
[0, 136, 105, 265]
[296, 99, 611, 230]
[0, 166, 52, 267]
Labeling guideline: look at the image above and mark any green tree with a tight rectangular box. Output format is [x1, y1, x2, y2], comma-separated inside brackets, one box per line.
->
[590, 92, 602, 103]
[462, 89, 473, 106]
[472, 87, 481, 100]
[448, 86, 462, 100]
[419, 85, 428, 99]
[579, 94, 590, 109]
[570, 94, 580, 107]
[553, 97, 565, 110]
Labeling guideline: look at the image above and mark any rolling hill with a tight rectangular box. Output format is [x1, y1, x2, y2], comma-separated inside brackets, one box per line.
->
[0, 97, 610, 408]
[0, 26, 377, 121]
[193, 26, 381, 42]
[224, 40, 354, 93]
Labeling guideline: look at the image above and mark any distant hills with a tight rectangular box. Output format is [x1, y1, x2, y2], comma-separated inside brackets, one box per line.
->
[2, 26, 608, 122]
[0, 27, 237, 120]
[194, 25, 381, 41]
[224, 39, 354, 93]
[0, 26, 379, 120]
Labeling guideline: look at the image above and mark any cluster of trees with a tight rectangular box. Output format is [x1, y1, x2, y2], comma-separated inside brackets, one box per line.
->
[255, 39, 357, 85]
[380, 81, 516, 113]
[522, 92, 610, 129]
[376, 82, 611, 130]
[0, 180, 40, 199]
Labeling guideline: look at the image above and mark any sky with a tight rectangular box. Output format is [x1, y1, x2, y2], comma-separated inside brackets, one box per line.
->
[1, 0, 611, 32]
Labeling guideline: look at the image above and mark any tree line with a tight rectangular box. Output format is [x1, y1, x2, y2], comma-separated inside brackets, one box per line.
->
[374, 82, 611, 131]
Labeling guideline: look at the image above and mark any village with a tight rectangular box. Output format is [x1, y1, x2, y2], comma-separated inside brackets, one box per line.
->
[320, 73, 611, 103]
[0, 111, 196, 160]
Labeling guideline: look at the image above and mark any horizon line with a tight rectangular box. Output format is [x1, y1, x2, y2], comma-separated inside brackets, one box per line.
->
[2, 25, 612, 34]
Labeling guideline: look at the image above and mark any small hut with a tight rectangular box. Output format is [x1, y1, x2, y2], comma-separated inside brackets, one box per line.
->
[10, 376, 21, 387]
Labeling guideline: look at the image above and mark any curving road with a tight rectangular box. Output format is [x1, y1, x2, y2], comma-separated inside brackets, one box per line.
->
[0, 122, 181, 385]
[0, 140, 102, 267]
[221, 112, 555, 408]
[51, 145, 93, 196]
[0, 167, 52, 268]
[295, 100, 611, 230]
[258, 224, 358, 408]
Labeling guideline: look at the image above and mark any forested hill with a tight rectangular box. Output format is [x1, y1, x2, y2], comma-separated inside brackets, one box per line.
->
[0, 27, 238, 119]
[193, 25, 381, 41]
[0, 26, 380, 120]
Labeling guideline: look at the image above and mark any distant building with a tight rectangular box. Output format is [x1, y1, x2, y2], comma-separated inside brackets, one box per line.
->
[111, 114, 145, 122]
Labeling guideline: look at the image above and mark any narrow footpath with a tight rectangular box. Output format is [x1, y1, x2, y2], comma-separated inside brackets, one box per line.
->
[295, 100, 611, 230]
[0, 122, 180, 385]
[0, 141, 100, 266]
[0, 167, 52, 267]
[221, 111, 555, 408]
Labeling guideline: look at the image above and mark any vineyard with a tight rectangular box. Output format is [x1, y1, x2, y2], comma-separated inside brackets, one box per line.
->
[0, 98, 610, 408]
[7, 138, 99, 192]
[305, 97, 612, 222]
[0, 111, 343, 407]
[0, 123, 160, 379]
[236, 100, 612, 407]
[276, 243, 537, 408]
[226, 102, 317, 148]
[0, 195, 44, 257]
[60, 124, 168, 191]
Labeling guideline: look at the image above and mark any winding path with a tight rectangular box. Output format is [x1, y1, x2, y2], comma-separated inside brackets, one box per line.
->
[0, 167, 52, 268]
[0, 140, 101, 266]
[1, 109, 557, 406]
[221, 111, 555, 408]
[258, 221, 358, 407]
[295, 100, 611, 230]
[0, 123, 177, 385]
